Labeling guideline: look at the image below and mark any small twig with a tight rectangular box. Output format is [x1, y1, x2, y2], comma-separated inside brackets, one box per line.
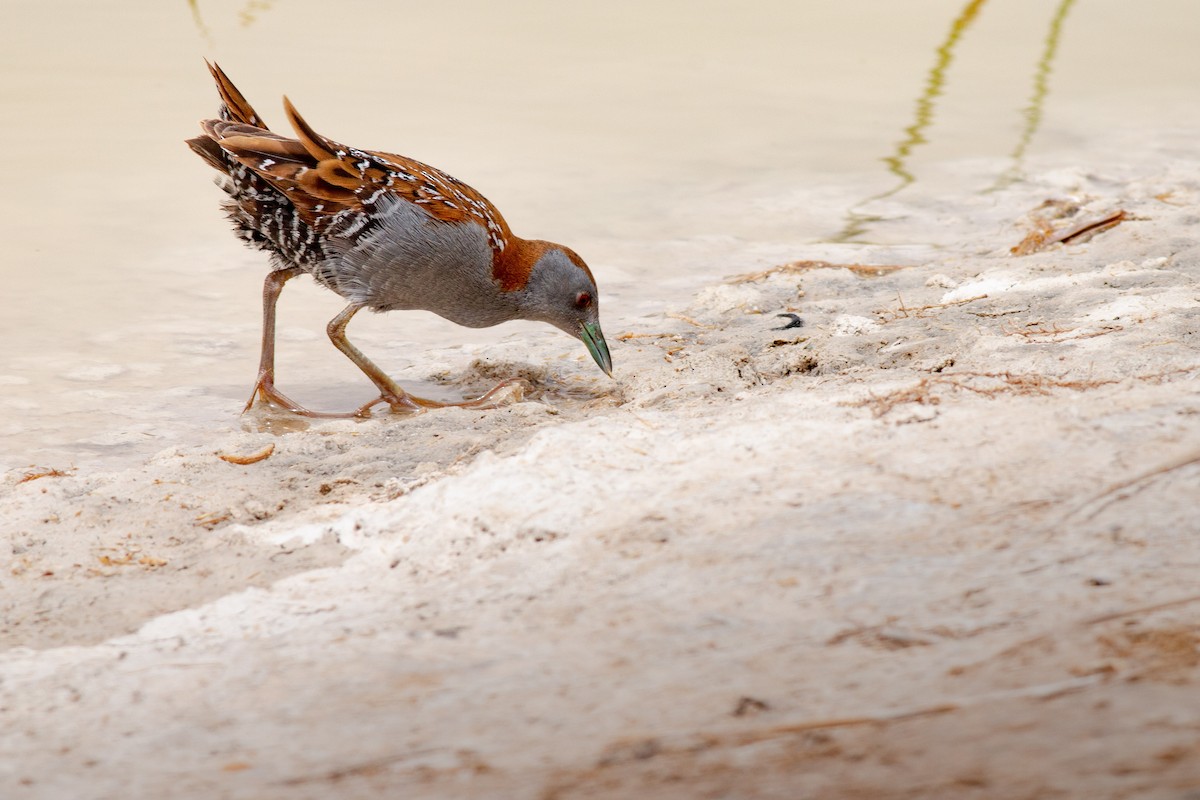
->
[1004, 324, 1076, 339]
[665, 313, 714, 329]
[218, 443, 276, 465]
[1012, 209, 1127, 255]
[878, 294, 988, 322]
[1057, 209, 1127, 245]
[1069, 326, 1124, 341]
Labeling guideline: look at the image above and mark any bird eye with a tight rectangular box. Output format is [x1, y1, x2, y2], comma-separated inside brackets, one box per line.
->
[575, 291, 592, 309]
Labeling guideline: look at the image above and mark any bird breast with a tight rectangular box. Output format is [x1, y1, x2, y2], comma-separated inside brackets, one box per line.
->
[318, 195, 520, 327]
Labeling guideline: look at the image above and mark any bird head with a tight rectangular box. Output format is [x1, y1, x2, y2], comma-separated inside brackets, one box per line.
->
[512, 241, 613, 377]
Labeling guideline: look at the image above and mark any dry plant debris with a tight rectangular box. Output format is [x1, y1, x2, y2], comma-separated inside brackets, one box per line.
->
[1012, 208, 1127, 255]
[728, 260, 909, 284]
[852, 367, 1198, 418]
[616, 332, 688, 342]
[97, 553, 168, 569]
[1002, 323, 1125, 342]
[17, 467, 72, 484]
[195, 511, 233, 529]
[878, 293, 988, 322]
[218, 443, 276, 465]
[665, 312, 714, 328]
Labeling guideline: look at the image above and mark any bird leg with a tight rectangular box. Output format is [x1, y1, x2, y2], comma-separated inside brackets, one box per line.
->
[327, 304, 525, 415]
[243, 267, 355, 418]
[244, 267, 306, 413]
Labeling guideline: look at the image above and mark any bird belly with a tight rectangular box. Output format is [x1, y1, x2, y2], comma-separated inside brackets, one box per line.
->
[320, 198, 518, 328]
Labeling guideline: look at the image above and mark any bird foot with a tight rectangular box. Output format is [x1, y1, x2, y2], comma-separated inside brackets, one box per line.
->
[245, 377, 529, 419]
[359, 379, 529, 416]
[352, 393, 423, 417]
[244, 378, 362, 419]
[443, 378, 528, 409]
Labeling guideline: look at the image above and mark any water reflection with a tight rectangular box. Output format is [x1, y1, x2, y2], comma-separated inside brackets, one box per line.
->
[187, 0, 277, 35]
[238, 1, 276, 29]
[994, 0, 1078, 189]
[883, 0, 990, 190]
[836, 0, 988, 241]
[186, 0, 212, 43]
[838, 0, 1078, 240]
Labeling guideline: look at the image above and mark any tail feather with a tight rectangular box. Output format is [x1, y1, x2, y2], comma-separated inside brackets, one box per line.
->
[189, 64, 371, 232]
[202, 119, 313, 165]
[206, 60, 268, 129]
[186, 134, 228, 173]
[282, 97, 339, 163]
[189, 64, 295, 182]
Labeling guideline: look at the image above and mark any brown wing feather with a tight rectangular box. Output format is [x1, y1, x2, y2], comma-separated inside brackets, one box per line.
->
[368, 150, 499, 225]
[204, 113, 358, 216]
[193, 68, 515, 263]
[219, 101, 514, 251]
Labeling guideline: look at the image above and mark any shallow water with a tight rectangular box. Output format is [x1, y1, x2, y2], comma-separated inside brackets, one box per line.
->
[2, 0, 1198, 471]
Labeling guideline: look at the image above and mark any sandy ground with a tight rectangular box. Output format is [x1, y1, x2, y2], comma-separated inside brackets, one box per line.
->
[3, 162, 1200, 799]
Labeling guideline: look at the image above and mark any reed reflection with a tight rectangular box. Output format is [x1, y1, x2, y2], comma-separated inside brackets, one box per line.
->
[837, 0, 1077, 241]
